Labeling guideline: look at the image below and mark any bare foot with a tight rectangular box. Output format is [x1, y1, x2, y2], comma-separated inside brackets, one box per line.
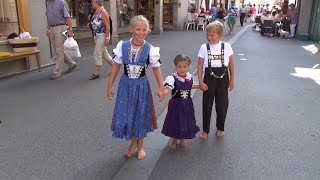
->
[169, 139, 177, 150]
[199, 132, 208, 140]
[124, 142, 137, 158]
[216, 130, 225, 137]
[179, 139, 186, 148]
[137, 148, 146, 160]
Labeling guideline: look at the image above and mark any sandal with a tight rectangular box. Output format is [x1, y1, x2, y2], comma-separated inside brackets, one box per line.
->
[89, 74, 100, 80]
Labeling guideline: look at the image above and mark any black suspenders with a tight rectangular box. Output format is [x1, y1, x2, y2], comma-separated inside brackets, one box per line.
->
[206, 42, 226, 78]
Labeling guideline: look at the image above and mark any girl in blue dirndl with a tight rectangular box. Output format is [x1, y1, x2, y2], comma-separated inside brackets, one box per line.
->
[107, 15, 164, 160]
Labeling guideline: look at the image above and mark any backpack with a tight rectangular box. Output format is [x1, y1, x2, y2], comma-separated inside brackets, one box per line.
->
[89, 10, 113, 36]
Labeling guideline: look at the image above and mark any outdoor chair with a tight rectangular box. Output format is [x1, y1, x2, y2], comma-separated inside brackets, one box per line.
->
[252, 16, 262, 31]
[262, 20, 274, 37]
[185, 13, 195, 30]
[196, 17, 206, 31]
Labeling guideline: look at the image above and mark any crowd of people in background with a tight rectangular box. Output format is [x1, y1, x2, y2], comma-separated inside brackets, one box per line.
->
[187, 1, 299, 38]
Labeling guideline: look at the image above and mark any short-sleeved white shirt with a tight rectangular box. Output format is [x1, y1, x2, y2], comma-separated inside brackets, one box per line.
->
[198, 41, 233, 68]
[113, 39, 161, 68]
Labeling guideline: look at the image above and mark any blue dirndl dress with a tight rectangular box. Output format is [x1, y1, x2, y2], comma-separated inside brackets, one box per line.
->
[111, 40, 157, 140]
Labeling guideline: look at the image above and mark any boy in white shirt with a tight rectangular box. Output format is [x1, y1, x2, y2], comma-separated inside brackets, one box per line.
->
[197, 21, 235, 138]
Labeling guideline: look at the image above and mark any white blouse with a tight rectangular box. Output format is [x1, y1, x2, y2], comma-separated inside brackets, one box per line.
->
[113, 40, 161, 68]
[164, 72, 192, 90]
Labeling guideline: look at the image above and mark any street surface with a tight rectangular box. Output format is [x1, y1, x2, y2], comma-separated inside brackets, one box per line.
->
[0, 22, 320, 180]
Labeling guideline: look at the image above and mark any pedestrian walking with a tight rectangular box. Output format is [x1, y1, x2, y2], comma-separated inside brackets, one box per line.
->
[89, 0, 113, 80]
[288, 3, 299, 38]
[161, 54, 200, 150]
[227, 1, 238, 34]
[250, 4, 257, 23]
[209, 3, 218, 22]
[106, 15, 164, 160]
[239, 4, 247, 26]
[197, 21, 235, 139]
[46, 0, 77, 80]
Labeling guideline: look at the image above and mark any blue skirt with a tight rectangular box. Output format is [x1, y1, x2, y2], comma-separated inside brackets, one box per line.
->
[111, 75, 157, 140]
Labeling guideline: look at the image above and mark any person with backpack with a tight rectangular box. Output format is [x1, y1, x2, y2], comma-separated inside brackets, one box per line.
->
[89, 0, 113, 80]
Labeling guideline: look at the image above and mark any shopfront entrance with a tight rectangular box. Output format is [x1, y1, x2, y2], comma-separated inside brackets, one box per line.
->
[66, 0, 93, 36]
[163, 0, 173, 29]
[116, 0, 154, 33]
[309, 0, 320, 43]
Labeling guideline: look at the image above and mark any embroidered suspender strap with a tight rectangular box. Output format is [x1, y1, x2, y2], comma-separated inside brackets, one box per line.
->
[206, 42, 226, 79]
[206, 42, 225, 68]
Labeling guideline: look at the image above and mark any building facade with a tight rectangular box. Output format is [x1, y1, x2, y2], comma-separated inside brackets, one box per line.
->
[297, 0, 319, 43]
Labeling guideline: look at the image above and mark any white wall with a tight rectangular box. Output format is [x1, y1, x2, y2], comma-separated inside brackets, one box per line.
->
[28, 0, 52, 68]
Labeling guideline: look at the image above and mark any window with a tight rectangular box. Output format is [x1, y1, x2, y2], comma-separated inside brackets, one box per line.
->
[117, 0, 135, 28]
[0, 0, 19, 36]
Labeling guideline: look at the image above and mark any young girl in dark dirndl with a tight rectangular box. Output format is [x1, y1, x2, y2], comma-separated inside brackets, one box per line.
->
[107, 15, 164, 160]
[197, 21, 235, 139]
[161, 54, 200, 150]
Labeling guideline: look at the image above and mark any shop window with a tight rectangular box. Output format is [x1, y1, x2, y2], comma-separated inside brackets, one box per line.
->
[0, 0, 19, 37]
[117, 0, 135, 28]
[137, 0, 154, 24]
[66, 0, 93, 29]
[163, 0, 173, 25]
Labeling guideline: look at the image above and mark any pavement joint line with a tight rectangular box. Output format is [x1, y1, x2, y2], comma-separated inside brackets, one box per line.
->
[112, 26, 251, 180]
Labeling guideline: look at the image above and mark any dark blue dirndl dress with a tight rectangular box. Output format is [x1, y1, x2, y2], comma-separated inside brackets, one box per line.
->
[111, 41, 157, 140]
[161, 74, 199, 139]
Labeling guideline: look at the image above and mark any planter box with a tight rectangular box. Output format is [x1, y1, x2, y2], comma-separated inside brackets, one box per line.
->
[8, 37, 39, 52]
[297, 34, 309, 41]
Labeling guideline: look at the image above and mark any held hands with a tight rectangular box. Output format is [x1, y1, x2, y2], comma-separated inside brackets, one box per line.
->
[157, 88, 165, 102]
[199, 82, 208, 91]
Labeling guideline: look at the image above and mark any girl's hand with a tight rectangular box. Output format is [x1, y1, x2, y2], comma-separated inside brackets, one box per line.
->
[229, 79, 235, 91]
[157, 89, 165, 102]
[199, 82, 208, 91]
[107, 86, 115, 100]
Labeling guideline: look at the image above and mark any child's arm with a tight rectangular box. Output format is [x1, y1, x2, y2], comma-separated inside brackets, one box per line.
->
[228, 55, 235, 91]
[107, 63, 121, 100]
[192, 85, 199, 89]
[197, 57, 208, 91]
[163, 88, 171, 96]
[152, 67, 165, 100]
